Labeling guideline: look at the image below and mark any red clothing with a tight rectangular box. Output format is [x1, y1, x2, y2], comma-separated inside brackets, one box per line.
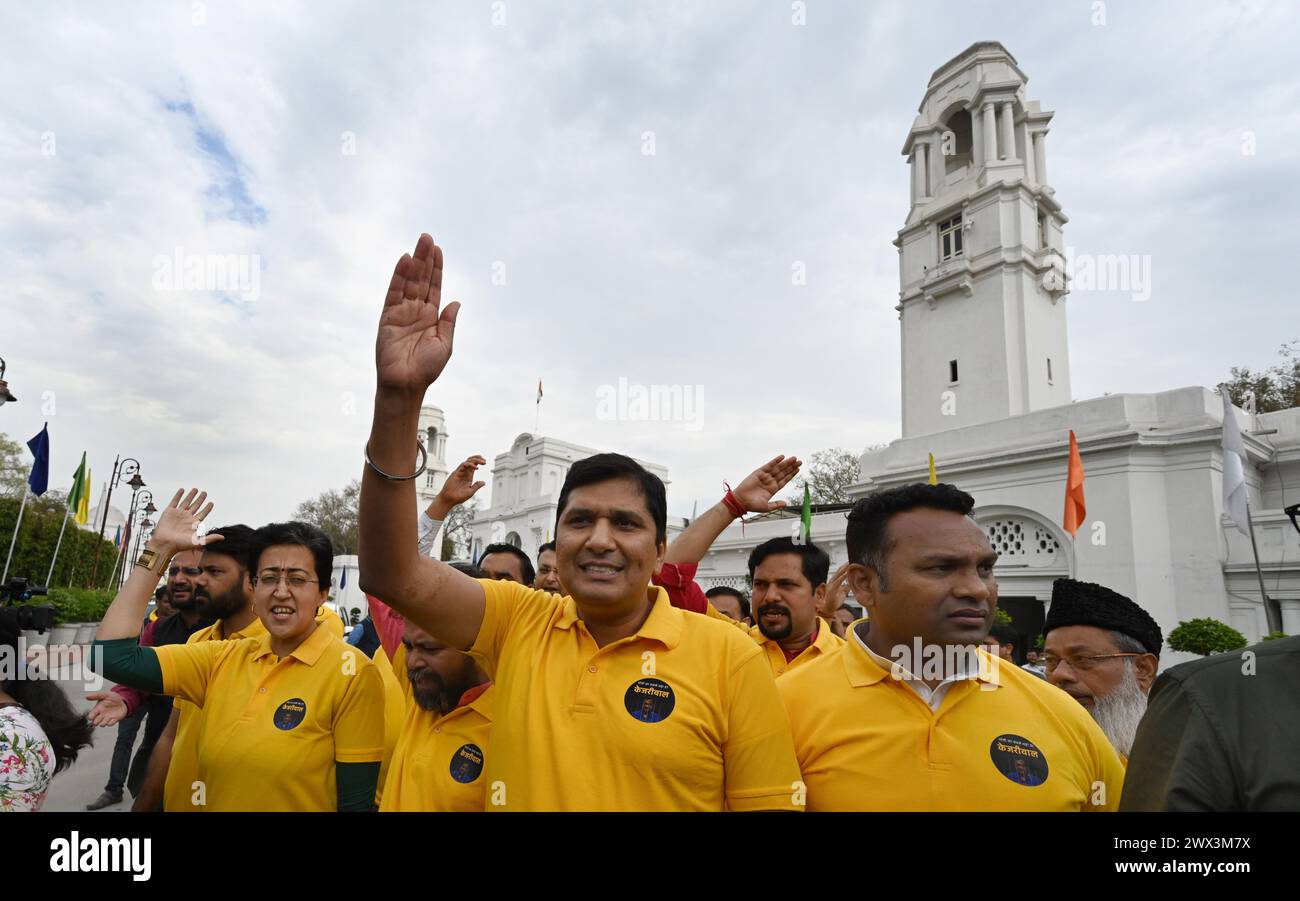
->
[457, 682, 491, 708]
[367, 594, 406, 660]
[652, 562, 710, 614]
[778, 621, 819, 663]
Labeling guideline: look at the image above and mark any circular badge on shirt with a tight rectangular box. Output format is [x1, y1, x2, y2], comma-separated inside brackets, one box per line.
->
[623, 677, 675, 723]
[989, 734, 1049, 786]
[273, 698, 308, 731]
[449, 743, 485, 784]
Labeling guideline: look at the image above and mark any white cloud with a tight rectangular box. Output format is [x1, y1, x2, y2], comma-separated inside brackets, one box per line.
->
[1, 0, 1295, 535]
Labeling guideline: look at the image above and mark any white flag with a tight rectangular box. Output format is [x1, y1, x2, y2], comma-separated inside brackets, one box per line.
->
[1219, 387, 1250, 537]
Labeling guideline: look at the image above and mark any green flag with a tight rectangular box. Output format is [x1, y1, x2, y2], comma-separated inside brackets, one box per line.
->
[800, 484, 811, 541]
[69, 451, 89, 525]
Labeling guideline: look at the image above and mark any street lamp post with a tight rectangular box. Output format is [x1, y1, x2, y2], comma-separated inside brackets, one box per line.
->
[108, 471, 146, 591]
[90, 456, 140, 587]
[127, 494, 156, 579]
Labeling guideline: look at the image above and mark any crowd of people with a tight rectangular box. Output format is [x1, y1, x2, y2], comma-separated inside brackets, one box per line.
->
[2, 233, 1295, 812]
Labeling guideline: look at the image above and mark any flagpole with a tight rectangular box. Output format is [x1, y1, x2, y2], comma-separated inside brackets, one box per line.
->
[1244, 501, 1283, 634]
[2, 482, 31, 583]
[46, 507, 72, 585]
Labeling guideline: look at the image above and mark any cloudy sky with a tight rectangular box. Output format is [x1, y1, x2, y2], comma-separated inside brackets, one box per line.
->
[1, 0, 1296, 531]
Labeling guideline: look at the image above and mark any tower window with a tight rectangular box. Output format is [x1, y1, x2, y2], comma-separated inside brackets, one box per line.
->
[1047, 357, 1053, 384]
[1038, 211, 1048, 250]
[939, 215, 963, 261]
[949, 359, 959, 383]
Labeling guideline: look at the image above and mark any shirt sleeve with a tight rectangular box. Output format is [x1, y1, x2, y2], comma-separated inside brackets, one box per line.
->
[153, 640, 226, 707]
[469, 579, 555, 679]
[653, 563, 710, 614]
[417, 513, 444, 559]
[720, 643, 805, 812]
[1120, 672, 1234, 811]
[332, 660, 386, 764]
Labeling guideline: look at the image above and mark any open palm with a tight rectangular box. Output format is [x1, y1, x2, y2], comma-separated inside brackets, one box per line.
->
[733, 455, 803, 513]
[376, 233, 461, 392]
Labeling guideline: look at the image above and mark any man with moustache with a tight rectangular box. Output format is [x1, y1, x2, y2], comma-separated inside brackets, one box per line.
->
[534, 542, 563, 594]
[1041, 579, 1162, 761]
[85, 548, 213, 810]
[777, 483, 1126, 810]
[745, 537, 844, 676]
[380, 567, 493, 812]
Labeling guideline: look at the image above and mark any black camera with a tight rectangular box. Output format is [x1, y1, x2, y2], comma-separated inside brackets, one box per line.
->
[0, 577, 55, 634]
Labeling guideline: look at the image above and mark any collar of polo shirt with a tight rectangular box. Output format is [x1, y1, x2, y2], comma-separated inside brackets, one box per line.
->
[843, 621, 1002, 690]
[252, 621, 333, 665]
[553, 585, 683, 650]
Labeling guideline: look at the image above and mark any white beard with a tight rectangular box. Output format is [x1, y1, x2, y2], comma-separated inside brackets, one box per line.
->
[1090, 663, 1148, 758]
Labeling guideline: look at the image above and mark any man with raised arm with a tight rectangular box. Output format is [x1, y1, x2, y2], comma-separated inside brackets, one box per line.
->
[358, 234, 802, 812]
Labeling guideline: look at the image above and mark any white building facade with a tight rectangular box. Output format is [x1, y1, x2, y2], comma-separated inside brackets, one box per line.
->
[697, 41, 1300, 662]
[468, 433, 677, 565]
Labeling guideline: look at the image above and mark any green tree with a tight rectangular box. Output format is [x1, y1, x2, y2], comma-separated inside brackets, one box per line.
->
[1167, 618, 1247, 656]
[786, 448, 869, 506]
[440, 498, 479, 560]
[1, 432, 28, 498]
[1222, 340, 1300, 413]
[0, 495, 117, 590]
[293, 480, 360, 555]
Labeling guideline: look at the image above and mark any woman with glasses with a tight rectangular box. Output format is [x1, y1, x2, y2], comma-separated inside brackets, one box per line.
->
[92, 489, 385, 811]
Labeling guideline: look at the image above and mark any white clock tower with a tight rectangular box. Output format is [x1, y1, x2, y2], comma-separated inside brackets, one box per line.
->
[897, 41, 1071, 439]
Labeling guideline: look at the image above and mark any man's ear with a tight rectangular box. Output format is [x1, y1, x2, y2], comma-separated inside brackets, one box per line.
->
[846, 563, 876, 609]
[1135, 653, 1159, 693]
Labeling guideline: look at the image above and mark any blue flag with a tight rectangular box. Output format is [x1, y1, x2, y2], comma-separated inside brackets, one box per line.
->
[26, 423, 50, 496]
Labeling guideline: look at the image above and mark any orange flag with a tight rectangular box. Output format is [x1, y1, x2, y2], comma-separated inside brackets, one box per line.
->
[1063, 430, 1086, 537]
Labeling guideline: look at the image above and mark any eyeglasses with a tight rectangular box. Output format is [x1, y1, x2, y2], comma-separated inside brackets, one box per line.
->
[253, 572, 320, 591]
[1043, 652, 1144, 674]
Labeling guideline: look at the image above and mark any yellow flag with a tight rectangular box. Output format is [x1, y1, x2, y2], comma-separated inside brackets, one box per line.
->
[76, 467, 91, 524]
[927, 453, 938, 485]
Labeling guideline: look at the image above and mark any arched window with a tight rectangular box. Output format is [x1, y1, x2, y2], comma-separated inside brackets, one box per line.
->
[943, 109, 973, 174]
[505, 531, 522, 548]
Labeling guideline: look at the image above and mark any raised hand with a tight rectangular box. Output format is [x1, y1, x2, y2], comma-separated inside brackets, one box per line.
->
[376, 233, 460, 393]
[438, 455, 488, 507]
[86, 691, 129, 728]
[148, 489, 222, 555]
[818, 562, 851, 620]
[732, 455, 803, 514]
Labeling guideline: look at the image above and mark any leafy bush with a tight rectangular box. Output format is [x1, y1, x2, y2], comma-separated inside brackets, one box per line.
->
[993, 608, 1013, 626]
[1261, 630, 1289, 642]
[44, 587, 114, 624]
[1167, 618, 1248, 656]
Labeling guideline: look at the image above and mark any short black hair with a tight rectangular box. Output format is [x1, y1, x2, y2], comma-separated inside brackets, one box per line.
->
[846, 482, 975, 591]
[747, 536, 830, 589]
[202, 524, 255, 572]
[556, 453, 667, 543]
[537, 541, 556, 556]
[153, 586, 168, 601]
[990, 623, 1018, 647]
[247, 521, 334, 587]
[706, 585, 751, 619]
[479, 543, 536, 585]
[451, 562, 486, 579]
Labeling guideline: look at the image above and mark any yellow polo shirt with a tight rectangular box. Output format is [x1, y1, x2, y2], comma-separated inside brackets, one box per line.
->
[161, 605, 346, 812]
[748, 616, 845, 678]
[379, 683, 493, 812]
[154, 624, 385, 812]
[469, 580, 802, 811]
[777, 624, 1126, 811]
[371, 644, 406, 803]
[163, 615, 266, 812]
